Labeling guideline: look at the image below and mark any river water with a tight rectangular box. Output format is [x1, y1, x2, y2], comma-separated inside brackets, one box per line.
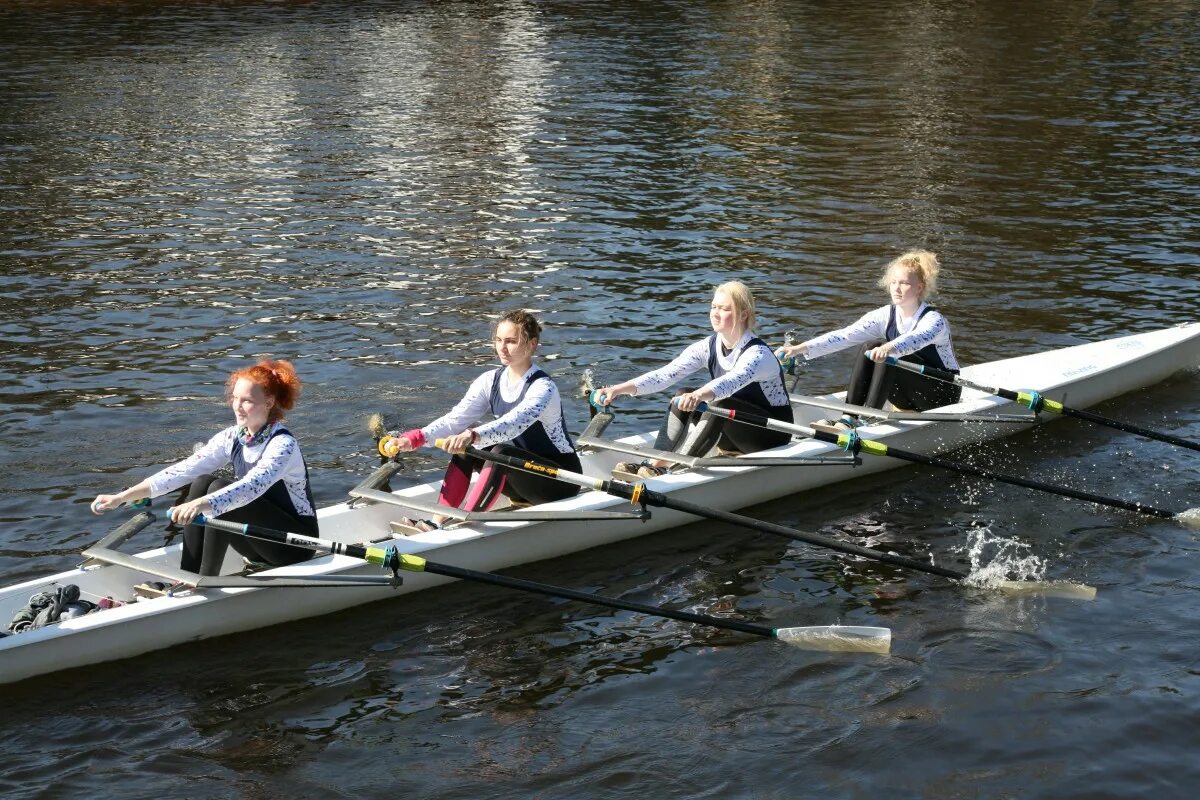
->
[2, 1, 1199, 797]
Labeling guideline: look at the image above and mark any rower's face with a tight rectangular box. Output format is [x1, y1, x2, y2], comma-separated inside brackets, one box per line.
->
[230, 378, 273, 431]
[494, 321, 535, 366]
[888, 268, 924, 306]
[710, 291, 744, 336]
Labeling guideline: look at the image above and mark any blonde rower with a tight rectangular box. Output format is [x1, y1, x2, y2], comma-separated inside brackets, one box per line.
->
[596, 281, 794, 477]
[777, 250, 961, 413]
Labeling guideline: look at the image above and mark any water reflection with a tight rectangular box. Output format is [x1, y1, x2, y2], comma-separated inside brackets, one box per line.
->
[2, 0, 1200, 796]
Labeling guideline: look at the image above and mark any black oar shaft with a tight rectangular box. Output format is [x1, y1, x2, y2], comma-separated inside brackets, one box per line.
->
[456, 446, 967, 580]
[651, 491, 966, 578]
[886, 358, 1200, 453]
[704, 405, 1179, 519]
[195, 515, 779, 638]
[418, 560, 776, 636]
[1057, 405, 1200, 452]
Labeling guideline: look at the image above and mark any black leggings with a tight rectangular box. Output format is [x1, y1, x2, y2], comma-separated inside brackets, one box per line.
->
[653, 392, 794, 457]
[846, 342, 962, 411]
[438, 443, 582, 511]
[180, 475, 317, 576]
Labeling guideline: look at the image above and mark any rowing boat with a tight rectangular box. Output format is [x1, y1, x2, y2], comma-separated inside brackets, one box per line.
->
[2, 322, 1198, 684]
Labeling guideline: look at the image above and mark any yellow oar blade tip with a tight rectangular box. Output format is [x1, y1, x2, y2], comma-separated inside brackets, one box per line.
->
[996, 580, 1098, 601]
[775, 625, 891, 654]
[1175, 508, 1200, 530]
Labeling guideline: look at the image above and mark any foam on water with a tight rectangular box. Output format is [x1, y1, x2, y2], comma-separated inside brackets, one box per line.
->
[951, 526, 1096, 599]
[954, 525, 1048, 589]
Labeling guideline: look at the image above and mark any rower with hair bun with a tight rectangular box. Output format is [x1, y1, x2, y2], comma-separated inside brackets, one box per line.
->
[91, 359, 317, 576]
[777, 250, 962, 418]
[380, 309, 582, 532]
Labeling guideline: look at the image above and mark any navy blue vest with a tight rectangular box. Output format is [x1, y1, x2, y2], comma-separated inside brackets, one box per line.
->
[886, 306, 957, 373]
[231, 426, 316, 520]
[706, 335, 788, 409]
[488, 369, 574, 457]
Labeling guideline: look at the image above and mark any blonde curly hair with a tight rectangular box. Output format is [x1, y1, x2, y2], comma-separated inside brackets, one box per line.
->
[878, 250, 940, 300]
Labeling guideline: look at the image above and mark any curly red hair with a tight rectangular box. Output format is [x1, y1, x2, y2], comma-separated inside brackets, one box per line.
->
[226, 359, 302, 424]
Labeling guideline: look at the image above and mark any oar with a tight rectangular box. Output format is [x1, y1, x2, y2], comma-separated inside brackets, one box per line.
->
[697, 403, 1199, 529]
[438, 441, 1096, 599]
[884, 356, 1200, 454]
[191, 514, 890, 653]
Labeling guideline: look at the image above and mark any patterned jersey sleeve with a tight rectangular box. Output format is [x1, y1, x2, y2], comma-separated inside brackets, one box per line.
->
[145, 428, 234, 498]
[473, 376, 559, 448]
[631, 339, 709, 396]
[421, 371, 495, 443]
[801, 307, 890, 360]
[204, 434, 300, 517]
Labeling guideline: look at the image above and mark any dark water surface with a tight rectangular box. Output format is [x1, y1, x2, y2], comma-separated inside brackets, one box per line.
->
[2, 1, 1199, 797]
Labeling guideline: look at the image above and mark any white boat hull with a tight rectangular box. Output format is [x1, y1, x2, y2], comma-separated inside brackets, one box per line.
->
[2, 322, 1198, 684]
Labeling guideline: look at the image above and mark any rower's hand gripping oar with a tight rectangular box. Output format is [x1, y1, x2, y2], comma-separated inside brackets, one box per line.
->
[91, 494, 151, 514]
[883, 355, 1200, 454]
[697, 402, 1199, 533]
[579, 368, 618, 437]
[437, 441, 1093, 599]
[187, 513, 889, 653]
[776, 330, 804, 393]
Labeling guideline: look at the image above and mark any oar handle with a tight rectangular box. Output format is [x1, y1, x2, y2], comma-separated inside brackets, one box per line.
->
[775, 348, 798, 373]
[190, 513, 394, 567]
[91, 496, 151, 514]
[778, 331, 803, 372]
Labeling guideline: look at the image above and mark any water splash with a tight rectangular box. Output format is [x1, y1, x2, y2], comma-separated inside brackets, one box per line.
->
[578, 367, 595, 399]
[1177, 507, 1200, 530]
[953, 525, 1048, 588]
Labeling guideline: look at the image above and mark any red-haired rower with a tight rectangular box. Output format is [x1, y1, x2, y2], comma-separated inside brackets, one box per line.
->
[91, 359, 316, 576]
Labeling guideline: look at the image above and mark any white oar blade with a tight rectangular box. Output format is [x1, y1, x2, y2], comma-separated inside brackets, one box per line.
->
[1175, 508, 1200, 530]
[996, 580, 1097, 601]
[775, 625, 891, 654]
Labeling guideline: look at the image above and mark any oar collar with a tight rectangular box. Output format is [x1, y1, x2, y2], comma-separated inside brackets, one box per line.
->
[836, 430, 861, 454]
[1016, 390, 1045, 412]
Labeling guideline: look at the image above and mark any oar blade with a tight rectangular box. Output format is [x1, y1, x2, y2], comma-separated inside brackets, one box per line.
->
[775, 625, 891, 654]
[995, 580, 1097, 601]
[1175, 508, 1200, 530]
